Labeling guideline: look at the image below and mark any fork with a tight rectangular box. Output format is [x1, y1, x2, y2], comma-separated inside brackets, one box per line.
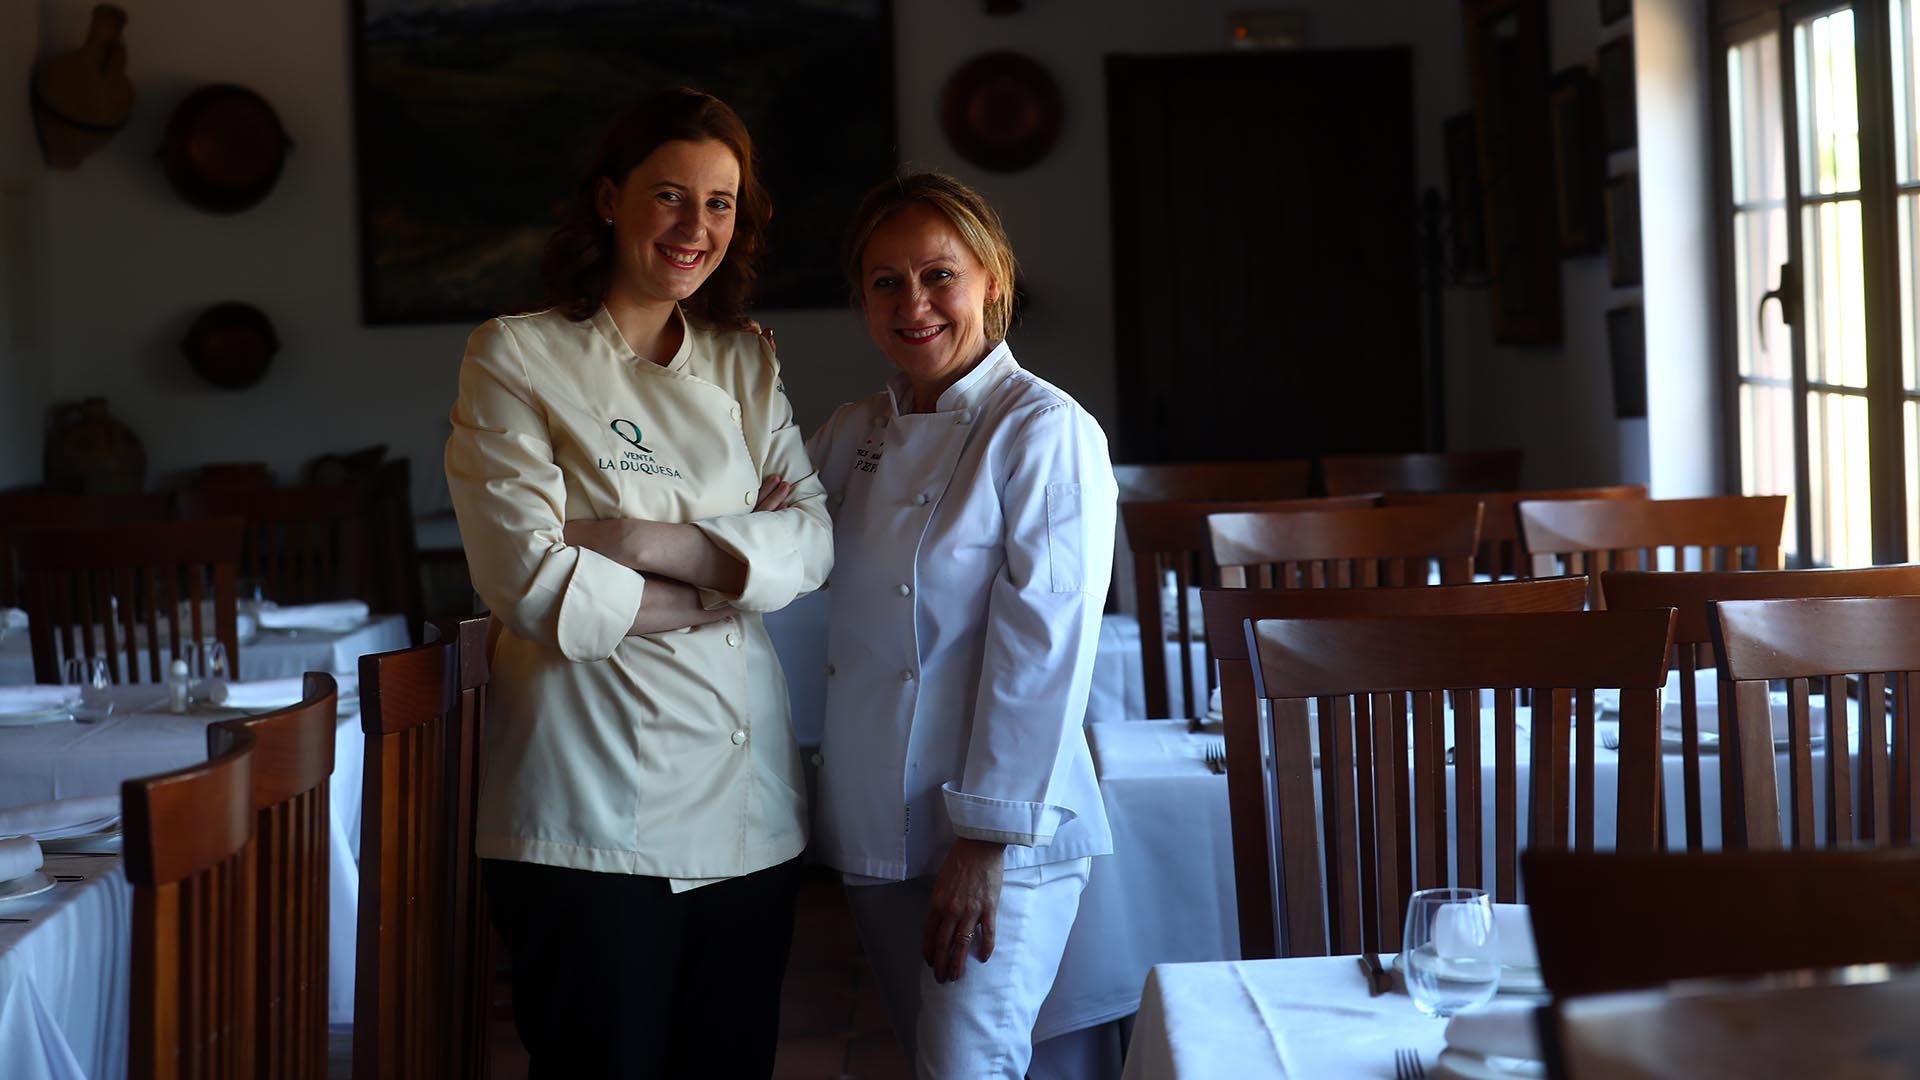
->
[1202, 741, 1227, 775]
[1394, 1047, 1428, 1079]
[1601, 730, 1621, 751]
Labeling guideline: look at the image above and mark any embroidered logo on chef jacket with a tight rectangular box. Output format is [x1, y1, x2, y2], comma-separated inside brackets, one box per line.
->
[600, 418, 686, 479]
[853, 433, 884, 475]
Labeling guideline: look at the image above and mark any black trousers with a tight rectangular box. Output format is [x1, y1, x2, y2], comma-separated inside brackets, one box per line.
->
[485, 856, 801, 1080]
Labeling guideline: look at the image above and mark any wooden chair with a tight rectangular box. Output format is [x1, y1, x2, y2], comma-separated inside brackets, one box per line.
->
[1121, 494, 1378, 718]
[0, 490, 175, 606]
[1244, 608, 1674, 956]
[179, 483, 374, 606]
[124, 728, 259, 1080]
[195, 461, 274, 489]
[355, 615, 492, 1080]
[17, 519, 243, 684]
[1603, 567, 1920, 853]
[1547, 964, 1920, 1079]
[1201, 576, 1589, 959]
[1385, 484, 1646, 579]
[360, 459, 425, 645]
[1711, 594, 1920, 852]
[1518, 495, 1789, 606]
[1207, 503, 1484, 589]
[1318, 449, 1523, 496]
[208, 673, 338, 1080]
[1524, 848, 1920, 997]
[1112, 459, 1312, 502]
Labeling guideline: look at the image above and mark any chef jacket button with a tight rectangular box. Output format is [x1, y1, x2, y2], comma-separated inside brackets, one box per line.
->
[810, 752, 823, 767]
[729, 405, 741, 421]
[956, 409, 972, 424]
[824, 663, 835, 676]
[914, 493, 930, 506]
[678, 626, 694, 635]
[900, 669, 915, 682]
[725, 632, 739, 647]
[745, 490, 756, 505]
[897, 583, 912, 597]
[730, 730, 747, 746]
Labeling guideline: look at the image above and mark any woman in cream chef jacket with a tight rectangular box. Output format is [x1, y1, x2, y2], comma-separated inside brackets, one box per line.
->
[444, 88, 831, 1078]
[803, 173, 1115, 1078]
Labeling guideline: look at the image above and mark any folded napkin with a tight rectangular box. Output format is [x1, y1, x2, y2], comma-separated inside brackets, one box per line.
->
[1, 608, 25, 631]
[1493, 903, 1538, 969]
[257, 600, 371, 633]
[1444, 1000, 1542, 1062]
[224, 673, 359, 711]
[0, 834, 43, 883]
[0, 795, 121, 841]
[0, 685, 79, 713]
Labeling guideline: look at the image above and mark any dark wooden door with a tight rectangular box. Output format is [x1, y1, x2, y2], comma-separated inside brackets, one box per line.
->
[1107, 50, 1421, 462]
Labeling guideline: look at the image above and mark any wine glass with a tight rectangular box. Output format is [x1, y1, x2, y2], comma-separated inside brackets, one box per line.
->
[1402, 887, 1500, 1018]
[197, 641, 231, 706]
[62, 655, 114, 723]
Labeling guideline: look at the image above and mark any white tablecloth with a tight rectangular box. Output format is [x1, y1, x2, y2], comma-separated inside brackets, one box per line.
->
[0, 614, 410, 686]
[1122, 956, 1452, 1079]
[1087, 615, 1212, 722]
[0, 854, 133, 1080]
[0, 684, 366, 1025]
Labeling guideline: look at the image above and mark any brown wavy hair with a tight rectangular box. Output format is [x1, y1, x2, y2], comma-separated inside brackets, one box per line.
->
[540, 87, 770, 326]
[841, 171, 1019, 342]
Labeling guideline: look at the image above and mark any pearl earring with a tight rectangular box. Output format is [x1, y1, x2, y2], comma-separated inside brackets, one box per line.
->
[603, 217, 614, 226]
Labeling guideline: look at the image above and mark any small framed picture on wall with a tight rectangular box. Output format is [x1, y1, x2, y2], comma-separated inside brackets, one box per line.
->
[1607, 305, 1647, 419]
[1605, 173, 1643, 287]
[1598, 35, 1637, 151]
[1549, 67, 1604, 254]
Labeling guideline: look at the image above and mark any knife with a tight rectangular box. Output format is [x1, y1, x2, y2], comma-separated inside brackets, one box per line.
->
[1358, 951, 1388, 997]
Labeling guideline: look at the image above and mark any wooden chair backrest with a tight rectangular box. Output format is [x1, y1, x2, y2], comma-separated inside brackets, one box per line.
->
[1518, 495, 1789, 605]
[1246, 608, 1674, 957]
[17, 519, 243, 684]
[1524, 848, 1920, 997]
[1711, 595, 1920, 852]
[196, 461, 274, 489]
[354, 616, 492, 1080]
[124, 730, 258, 1080]
[1385, 484, 1646, 578]
[179, 484, 374, 606]
[1121, 494, 1379, 718]
[0, 490, 175, 606]
[208, 673, 338, 1080]
[1201, 577, 1590, 959]
[1319, 449, 1523, 496]
[1112, 459, 1312, 502]
[359, 459, 425, 646]
[1603, 566, 1920, 853]
[1207, 503, 1484, 589]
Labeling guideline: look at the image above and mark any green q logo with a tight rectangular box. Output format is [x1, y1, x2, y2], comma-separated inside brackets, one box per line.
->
[610, 419, 651, 452]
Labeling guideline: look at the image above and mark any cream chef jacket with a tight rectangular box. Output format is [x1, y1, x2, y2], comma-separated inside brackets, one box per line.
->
[445, 305, 833, 884]
[805, 342, 1115, 880]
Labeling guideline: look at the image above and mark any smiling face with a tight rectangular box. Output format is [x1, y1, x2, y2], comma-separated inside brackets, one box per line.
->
[859, 203, 1001, 409]
[597, 138, 740, 311]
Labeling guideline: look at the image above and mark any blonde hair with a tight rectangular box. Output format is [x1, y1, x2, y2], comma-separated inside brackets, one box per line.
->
[841, 171, 1019, 341]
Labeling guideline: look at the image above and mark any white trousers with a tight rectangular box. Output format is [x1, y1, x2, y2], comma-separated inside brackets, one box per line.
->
[845, 858, 1092, 1080]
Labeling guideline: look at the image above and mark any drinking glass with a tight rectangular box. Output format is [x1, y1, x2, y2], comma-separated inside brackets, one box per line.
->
[62, 655, 114, 723]
[197, 641, 231, 706]
[1402, 887, 1499, 1018]
[237, 578, 266, 620]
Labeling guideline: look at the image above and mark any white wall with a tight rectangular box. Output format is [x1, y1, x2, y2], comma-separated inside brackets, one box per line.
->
[1635, 0, 1722, 496]
[13, 0, 1658, 507]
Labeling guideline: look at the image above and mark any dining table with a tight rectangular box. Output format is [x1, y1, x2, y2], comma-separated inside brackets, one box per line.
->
[0, 851, 133, 1080]
[0, 613, 410, 686]
[0, 679, 367, 1031]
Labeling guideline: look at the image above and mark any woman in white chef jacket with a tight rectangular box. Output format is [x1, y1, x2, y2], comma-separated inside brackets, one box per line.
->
[445, 88, 832, 1078]
[802, 172, 1116, 1078]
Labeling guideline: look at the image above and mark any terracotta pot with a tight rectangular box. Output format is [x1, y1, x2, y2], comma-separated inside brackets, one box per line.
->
[159, 84, 291, 214]
[30, 5, 135, 171]
[44, 397, 145, 495]
[182, 302, 278, 389]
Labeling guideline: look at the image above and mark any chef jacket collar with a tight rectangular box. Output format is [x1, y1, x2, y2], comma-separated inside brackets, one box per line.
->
[590, 303, 697, 373]
[886, 339, 1017, 419]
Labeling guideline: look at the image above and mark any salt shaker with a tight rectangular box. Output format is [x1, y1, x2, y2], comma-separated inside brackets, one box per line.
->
[167, 658, 191, 713]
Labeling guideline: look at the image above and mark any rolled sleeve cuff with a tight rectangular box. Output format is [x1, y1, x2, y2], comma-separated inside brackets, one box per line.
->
[941, 782, 1076, 848]
[687, 516, 798, 613]
[553, 547, 646, 662]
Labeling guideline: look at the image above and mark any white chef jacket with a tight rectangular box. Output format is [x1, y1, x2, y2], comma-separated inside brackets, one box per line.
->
[445, 305, 832, 884]
[805, 342, 1115, 879]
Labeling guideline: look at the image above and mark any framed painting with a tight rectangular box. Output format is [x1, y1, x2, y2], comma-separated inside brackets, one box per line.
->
[1607, 304, 1647, 419]
[1597, 35, 1637, 152]
[1549, 67, 1604, 255]
[1605, 173, 1643, 287]
[351, 0, 896, 325]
